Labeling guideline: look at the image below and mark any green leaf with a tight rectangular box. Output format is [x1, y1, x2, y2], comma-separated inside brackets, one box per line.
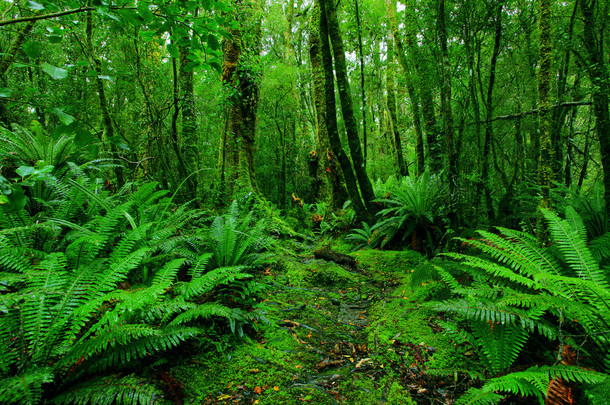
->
[108, 136, 130, 150]
[0, 195, 8, 204]
[42, 63, 67, 80]
[75, 129, 96, 147]
[137, 1, 154, 23]
[48, 35, 63, 44]
[27, 0, 44, 9]
[7, 186, 27, 211]
[167, 43, 179, 58]
[16, 166, 35, 178]
[52, 108, 75, 126]
[97, 75, 114, 81]
[23, 41, 42, 59]
[0, 88, 13, 98]
[207, 33, 220, 51]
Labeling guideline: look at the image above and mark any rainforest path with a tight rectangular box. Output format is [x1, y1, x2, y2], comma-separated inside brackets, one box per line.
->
[172, 244, 470, 404]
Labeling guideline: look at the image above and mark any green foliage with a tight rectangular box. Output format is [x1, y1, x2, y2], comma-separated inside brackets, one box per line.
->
[350, 171, 444, 252]
[206, 199, 271, 268]
[421, 207, 610, 403]
[0, 172, 264, 404]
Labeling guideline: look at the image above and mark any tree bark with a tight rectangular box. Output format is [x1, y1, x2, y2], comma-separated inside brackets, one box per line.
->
[385, 0, 424, 175]
[87, 11, 124, 187]
[220, 2, 262, 197]
[318, 0, 368, 221]
[580, 0, 610, 214]
[537, 0, 554, 242]
[321, 0, 376, 214]
[386, 33, 408, 177]
[308, 2, 347, 208]
[480, 3, 502, 223]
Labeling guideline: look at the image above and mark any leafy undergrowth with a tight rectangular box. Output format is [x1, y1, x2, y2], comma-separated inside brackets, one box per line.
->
[172, 244, 477, 404]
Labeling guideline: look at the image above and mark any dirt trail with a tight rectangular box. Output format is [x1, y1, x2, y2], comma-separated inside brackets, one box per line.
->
[176, 247, 448, 404]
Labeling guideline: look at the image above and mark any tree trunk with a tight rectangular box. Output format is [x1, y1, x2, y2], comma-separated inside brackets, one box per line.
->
[480, 3, 502, 224]
[321, 0, 376, 214]
[87, 11, 124, 187]
[537, 0, 554, 242]
[580, 0, 610, 214]
[308, 2, 348, 208]
[385, 0, 423, 175]
[220, 3, 262, 197]
[386, 33, 408, 177]
[318, 0, 369, 221]
[179, 44, 199, 200]
[354, 0, 368, 169]
[437, 0, 457, 207]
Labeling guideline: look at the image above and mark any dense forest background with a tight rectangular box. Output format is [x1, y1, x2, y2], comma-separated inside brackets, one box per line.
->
[1, 0, 610, 403]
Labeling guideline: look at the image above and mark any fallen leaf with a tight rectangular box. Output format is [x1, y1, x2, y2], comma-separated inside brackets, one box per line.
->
[249, 369, 260, 373]
[218, 394, 231, 400]
[254, 386, 262, 394]
[273, 386, 280, 391]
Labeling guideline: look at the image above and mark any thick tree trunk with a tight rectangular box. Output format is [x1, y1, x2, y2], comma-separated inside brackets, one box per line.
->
[437, 0, 457, 208]
[321, 0, 376, 214]
[354, 0, 368, 168]
[220, 7, 261, 197]
[318, 0, 368, 221]
[308, 3, 347, 208]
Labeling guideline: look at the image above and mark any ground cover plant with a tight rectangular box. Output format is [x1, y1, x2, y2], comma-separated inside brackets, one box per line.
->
[4, 0, 610, 402]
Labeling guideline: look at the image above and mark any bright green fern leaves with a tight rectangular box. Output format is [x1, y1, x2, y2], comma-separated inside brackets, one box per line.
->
[424, 207, 609, 404]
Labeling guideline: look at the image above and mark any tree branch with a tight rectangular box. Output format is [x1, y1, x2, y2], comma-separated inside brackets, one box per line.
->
[0, 6, 136, 27]
[476, 101, 592, 125]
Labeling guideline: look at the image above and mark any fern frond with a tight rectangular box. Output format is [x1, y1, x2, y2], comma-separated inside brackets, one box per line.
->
[51, 373, 167, 405]
[0, 367, 54, 405]
[590, 232, 610, 263]
[456, 387, 503, 405]
[168, 302, 237, 326]
[179, 266, 251, 300]
[543, 208, 608, 289]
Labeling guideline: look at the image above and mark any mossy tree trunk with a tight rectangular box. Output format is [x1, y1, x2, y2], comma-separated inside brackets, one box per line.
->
[318, 0, 369, 221]
[437, 0, 456, 197]
[537, 0, 554, 242]
[308, 3, 348, 209]
[179, 44, 199, 201]
[386, 33, 408, 177]
[87, 11, 124, 187]
[320, 0, 376, 216]
[480, 3, 503, 224]
[385, 0, 424, 176]
[580, 0, 610, 215]
[219, 0, 262, 198]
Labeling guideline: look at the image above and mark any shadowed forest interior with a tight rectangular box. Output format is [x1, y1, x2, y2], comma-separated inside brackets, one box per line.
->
[1, 0, 610, 403]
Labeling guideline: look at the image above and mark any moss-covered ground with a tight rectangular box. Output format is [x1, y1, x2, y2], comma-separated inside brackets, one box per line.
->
[172, 243, 476, 404]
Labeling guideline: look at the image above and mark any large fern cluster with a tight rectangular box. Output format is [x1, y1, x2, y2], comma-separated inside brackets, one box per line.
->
[421, 207, 609, 404]
[0, 137, 266, 404]
[348, 171, 445, 253]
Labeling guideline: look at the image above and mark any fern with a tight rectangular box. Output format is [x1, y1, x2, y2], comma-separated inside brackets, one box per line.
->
[51, 373, 167, 405]
[455, 365, 608, 405]
[427, 209, 610, 403]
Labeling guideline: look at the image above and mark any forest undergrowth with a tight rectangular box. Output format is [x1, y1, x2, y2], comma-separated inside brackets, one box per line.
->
[0, 124, 609, 404]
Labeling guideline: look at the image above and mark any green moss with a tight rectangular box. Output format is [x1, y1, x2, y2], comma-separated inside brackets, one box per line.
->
[306, 260, 360, 288]
[339, 376, 416, 404]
